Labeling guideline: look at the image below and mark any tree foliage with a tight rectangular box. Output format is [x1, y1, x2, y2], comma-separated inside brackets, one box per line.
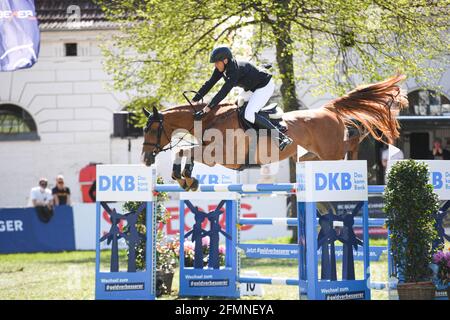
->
[96, 0, 450, 115]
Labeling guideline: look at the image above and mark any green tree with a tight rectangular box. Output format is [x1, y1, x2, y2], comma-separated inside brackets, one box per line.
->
[97, 0, 449, 114]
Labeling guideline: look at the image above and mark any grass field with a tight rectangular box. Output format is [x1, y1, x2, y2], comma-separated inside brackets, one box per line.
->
[0, 238, 390, 300]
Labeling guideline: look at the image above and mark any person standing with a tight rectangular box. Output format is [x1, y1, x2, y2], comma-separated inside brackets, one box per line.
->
[52, 175, 71, 206]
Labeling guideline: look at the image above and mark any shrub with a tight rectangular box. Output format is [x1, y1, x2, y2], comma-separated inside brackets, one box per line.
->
[384, 160, 440, 283]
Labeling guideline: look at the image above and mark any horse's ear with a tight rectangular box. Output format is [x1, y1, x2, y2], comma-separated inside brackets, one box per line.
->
[143, 108, 151, 118]
[152, 106, 159, 117]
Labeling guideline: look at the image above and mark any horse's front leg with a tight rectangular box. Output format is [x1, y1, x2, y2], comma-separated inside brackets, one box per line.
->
[172, 149, 189, 191]
[181, 147, 202, 192]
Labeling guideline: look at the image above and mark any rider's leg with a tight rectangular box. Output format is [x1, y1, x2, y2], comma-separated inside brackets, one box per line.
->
[237, 89, 253, 107]
[244, 79, 292, 151]
[244, 78, 275, 123]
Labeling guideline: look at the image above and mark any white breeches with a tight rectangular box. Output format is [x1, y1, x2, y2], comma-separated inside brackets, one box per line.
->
[238, 78, 275, 123]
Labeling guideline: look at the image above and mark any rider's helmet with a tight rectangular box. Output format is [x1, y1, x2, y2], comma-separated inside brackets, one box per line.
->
[209, 46, 233, 63]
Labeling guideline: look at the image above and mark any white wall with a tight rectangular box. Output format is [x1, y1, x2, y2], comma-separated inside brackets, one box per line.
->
[0, 29, 135, 207]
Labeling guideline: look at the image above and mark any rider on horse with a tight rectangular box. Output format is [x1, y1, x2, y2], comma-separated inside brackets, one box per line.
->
[192, 46, 293, 151]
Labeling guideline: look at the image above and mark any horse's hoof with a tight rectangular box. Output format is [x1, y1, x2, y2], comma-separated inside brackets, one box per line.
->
[175, 178, 190, 191]
[184, 177, 198, 192]
[188, 178, 199, 192]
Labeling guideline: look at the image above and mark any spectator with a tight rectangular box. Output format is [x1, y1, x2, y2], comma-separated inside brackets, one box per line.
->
[430, 137, 450, 160]
[52, 175, 71, 206]
[30, 178, 53, 222]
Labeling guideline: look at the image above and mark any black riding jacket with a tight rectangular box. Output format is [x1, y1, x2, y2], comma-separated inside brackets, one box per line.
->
[193, 59, 272, 109]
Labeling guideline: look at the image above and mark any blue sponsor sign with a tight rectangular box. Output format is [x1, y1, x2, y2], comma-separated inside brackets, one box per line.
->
[297, 161, 368, 202]
[0, 206, 75, 253]
[96, 165, 153, 201]
[239, 244, 386, 262]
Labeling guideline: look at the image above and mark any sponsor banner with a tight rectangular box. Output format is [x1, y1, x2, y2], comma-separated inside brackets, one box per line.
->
[239, 244, 387, 261]
[388, 160, 450, 200]
[0, 206, 75, 253]
[296, 161, 368, 202]
[71, 197, 289, 250]
[96, 165, 153, 201]
[168, 196, 288, 242]
[318, 280, 368, 300]
[95, 271, 154, 300]
[179, 267, 238, 297]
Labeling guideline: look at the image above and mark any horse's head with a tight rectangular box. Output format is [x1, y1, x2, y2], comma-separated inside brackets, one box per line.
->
[142, 106, 170, 166]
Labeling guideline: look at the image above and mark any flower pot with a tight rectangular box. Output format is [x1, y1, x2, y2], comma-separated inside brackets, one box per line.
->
[156, 270, 174, 297]
[397, 281, 436, 300]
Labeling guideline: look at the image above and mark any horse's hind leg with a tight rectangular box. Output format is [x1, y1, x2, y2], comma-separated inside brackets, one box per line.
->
[172, 150, 189, 191]
[181, 148, 199, 191]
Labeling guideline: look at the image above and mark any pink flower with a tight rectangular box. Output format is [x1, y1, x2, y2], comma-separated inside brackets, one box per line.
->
[202, 236, 210, 247]
[184, 240, 194, 251]
[219, 245, 226, 255]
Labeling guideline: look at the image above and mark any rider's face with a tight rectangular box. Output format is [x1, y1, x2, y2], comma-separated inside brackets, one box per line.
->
[215, 59, 227, 72]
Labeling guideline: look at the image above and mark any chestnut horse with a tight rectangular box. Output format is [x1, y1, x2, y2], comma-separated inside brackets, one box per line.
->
[142, 75, 408, 190]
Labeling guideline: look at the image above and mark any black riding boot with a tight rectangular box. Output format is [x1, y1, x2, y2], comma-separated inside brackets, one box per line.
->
[253, 113, 293, 151]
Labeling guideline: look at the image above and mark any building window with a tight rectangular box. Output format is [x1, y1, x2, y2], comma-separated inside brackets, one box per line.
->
[65, 43, 78, 56]
[403, 89, 450, 116]
[0, 104, 39, 141]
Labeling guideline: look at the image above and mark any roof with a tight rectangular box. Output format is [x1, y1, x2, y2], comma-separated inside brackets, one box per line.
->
[35, 0, 119, 31]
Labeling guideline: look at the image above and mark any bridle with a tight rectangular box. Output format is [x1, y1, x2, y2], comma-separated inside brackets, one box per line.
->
[142, 115, 169, 157]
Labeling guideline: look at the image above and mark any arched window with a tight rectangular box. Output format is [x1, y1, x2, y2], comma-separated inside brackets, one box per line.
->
[0, 104, 39, 140]
[403, 89, 450, 116]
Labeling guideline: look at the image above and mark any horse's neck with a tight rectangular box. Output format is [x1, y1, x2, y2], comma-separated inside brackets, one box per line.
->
[163, 106, 197, 133]
[163, 103, 236, 134]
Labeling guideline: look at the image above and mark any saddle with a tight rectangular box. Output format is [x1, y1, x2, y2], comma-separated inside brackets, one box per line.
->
[237, 102, 287, 133]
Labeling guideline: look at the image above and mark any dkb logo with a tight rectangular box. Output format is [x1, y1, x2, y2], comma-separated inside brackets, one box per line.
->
[315, 172, 352, 191]
[431, 172, 443, 189]
[195, 174, 233, 184]
[98, 175, 135, 191]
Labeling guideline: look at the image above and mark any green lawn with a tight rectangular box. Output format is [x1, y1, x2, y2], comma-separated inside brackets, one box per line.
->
[0, 247, 389, 300]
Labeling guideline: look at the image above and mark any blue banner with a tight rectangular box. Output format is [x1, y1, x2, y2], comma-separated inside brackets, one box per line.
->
[0, 0, 40, 71]
[239, 243, 387, 261]
[0, 206, 76, 253]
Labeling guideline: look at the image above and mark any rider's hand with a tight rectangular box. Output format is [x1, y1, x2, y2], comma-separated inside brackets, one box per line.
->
[193, 110, 205, 120]
[193, 106, 211, 120]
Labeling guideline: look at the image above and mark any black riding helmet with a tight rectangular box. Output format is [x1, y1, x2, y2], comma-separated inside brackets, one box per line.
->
[209, 46, 233, 63]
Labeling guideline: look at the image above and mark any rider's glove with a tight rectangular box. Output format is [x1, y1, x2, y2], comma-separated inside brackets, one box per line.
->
[193, 105, 212, 120]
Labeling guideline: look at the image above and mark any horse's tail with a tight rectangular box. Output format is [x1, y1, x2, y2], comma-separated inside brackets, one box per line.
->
[324, 74, 408, 144]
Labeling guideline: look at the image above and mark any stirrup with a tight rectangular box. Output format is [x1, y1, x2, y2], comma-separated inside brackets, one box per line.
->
[279, 136, 293, 151]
